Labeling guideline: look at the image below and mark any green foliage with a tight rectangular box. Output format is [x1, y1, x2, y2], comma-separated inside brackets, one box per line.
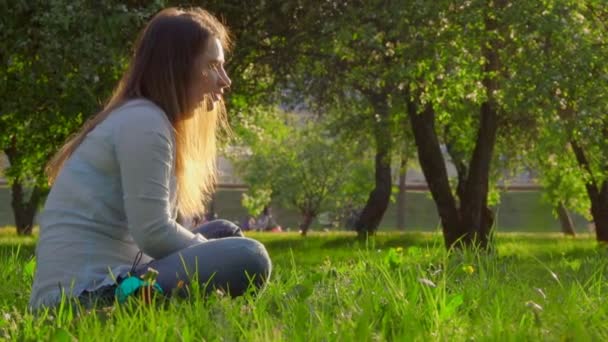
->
[537, 151, 592, 219]
[513, 1, 608, 218]
[0, 1, 162, 187]
[230, 108, 374, 224]
[0, 0, 302, 189]
[0, 0, 164, 233]
[241, 188, 272, 217]
[1, 0, 607, 238]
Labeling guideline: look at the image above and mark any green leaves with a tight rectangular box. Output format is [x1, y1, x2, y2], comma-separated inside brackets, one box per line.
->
[517, 1, 608, 222]
[439, 294, 464, 322]
[49, 327, 75, 342]
[22, 258, 35, 284]
[384, 247, 404, 270]
[231, 108, 374, 228]
[242, 188, 273, 217]
[1, 1, 162, 232]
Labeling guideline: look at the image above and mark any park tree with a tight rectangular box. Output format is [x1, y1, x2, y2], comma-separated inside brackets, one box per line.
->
[0, 1, 161, 234]
[534, 155, 587, 236]
[266, 1, 558, 249]
[263, 0, 523, 247]
[274, 0, 418, 239]
[522, 0, 608, 242]
[222, 0, 606, 248]
[470, 0, 608, 242]
[400, 0, 603, 249]
[383, 0, 506, 250]
[231, 108, 373, 235]
[241, 188, 273, 220]
[460, 0, 608, 243]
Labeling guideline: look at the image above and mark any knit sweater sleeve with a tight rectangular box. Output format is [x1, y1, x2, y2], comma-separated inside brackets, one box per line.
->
[113, 103, 206, 259]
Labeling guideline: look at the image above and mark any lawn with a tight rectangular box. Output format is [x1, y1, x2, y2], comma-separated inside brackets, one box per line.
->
[0, 229, 606, 341]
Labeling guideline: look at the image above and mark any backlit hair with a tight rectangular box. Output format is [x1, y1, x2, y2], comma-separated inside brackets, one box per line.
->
[46, 7, 232, 218]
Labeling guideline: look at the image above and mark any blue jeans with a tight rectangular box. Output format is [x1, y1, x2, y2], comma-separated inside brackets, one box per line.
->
[135, 219, 271, 297]
[80, 220, 271, 306]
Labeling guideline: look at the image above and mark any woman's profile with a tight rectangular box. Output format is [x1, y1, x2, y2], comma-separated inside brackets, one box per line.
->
[29, 7, 271, 310]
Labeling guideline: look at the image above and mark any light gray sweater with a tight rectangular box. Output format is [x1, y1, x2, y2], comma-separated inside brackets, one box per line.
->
[29, 99, 206, 309]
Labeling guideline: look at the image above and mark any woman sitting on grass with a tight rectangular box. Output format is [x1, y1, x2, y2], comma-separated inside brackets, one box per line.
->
[29, 7, 271, 310]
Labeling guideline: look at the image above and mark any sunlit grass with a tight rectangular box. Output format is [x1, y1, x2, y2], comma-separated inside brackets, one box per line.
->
[0, 229, 606, 340]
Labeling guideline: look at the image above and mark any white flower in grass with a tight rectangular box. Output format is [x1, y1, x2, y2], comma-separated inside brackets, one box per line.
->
[534, 288, 546, 300]
[525, 300, 543, 312]
[418, 278, 436, 288]
[549, 271, 560, 283]
[526, 300, 543, 327]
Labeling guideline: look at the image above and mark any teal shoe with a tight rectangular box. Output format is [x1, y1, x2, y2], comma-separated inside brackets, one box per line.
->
[115, 276, 164, 304]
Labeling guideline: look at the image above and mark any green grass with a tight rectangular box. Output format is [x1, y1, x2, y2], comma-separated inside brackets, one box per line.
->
[1, 229, 607, 340]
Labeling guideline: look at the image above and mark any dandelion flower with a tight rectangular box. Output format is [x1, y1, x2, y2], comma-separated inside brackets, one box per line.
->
[462, 265, 475, 275]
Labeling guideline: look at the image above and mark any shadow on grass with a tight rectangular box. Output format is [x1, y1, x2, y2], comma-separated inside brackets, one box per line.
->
[537, 245, 608, 261]
[1, 229, 604, 265]
[496, 233, 604, 260]
[256, 232, 442, 254]
[0, 243, 36, 260]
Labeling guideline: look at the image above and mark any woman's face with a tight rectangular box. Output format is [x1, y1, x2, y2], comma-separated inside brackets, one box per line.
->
[191, 37, 231, 110]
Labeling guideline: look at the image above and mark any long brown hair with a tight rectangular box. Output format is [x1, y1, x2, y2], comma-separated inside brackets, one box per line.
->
[46, 7, 232, 218]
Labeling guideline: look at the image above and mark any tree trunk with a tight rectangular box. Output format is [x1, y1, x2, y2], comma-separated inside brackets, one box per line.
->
[556, 202, 576, 236]
[10, 182, 42, 235]
[355, 93, 392, 239]
[571, 140, 608, 242]
[397, 147, 408, 231]
[456, 4, 502, 250]
[408, 99, 497, 250]
[4, 142, 43, 236]
[589, 188, 608, 243]
[445, 141, 468, 203]
[407, 0, 502, 250]
[408, 100, 463, 248]
[457, 102, 498, 249]
[587, 180, 608, 242]
[354, 141, 391, 239]
[299, 212, 315, 236]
